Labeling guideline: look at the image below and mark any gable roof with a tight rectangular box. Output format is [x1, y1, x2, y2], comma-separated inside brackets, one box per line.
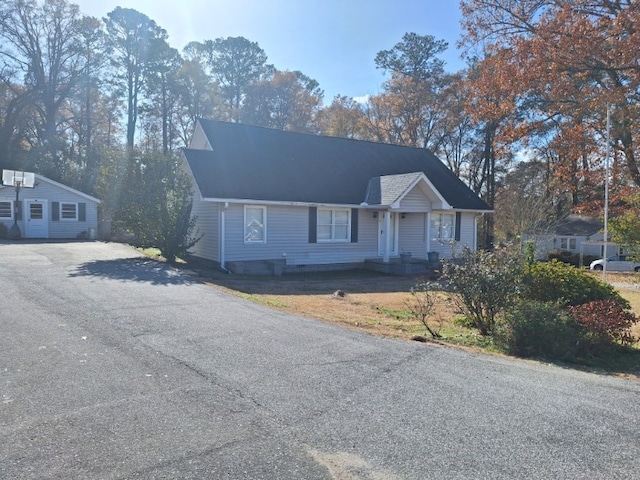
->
[555, 215, 602, 236]
[364, 172, 447, 208]
[0, 174, 100, 203]
[184, 120, 490, 211]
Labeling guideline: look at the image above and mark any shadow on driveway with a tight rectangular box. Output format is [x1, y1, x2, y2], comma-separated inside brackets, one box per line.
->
[69, 257, 197, 286]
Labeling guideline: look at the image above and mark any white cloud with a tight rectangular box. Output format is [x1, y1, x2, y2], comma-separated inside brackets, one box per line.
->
[353, 94, 371, 105]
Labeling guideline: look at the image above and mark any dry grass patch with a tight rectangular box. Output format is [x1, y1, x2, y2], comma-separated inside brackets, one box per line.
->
[200, 269, 475, 343]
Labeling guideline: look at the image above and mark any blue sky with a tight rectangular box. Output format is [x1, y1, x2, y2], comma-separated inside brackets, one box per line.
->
[75, 0, 466, 102]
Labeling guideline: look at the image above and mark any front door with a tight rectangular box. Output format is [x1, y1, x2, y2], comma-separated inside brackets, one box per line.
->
[378, 212, 398, 257]
[24, 199, 48, 238]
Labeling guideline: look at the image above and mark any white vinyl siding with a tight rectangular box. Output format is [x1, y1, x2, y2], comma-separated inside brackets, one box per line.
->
[223, 204, 376, 265]
[60, 202, 78, 221]
[0, 201, 12, 218]
[318, 208, 350, 242]
[244, 206, 266, 243]
[398, 213, 426, 256]
[189, 199, 220, 261]
[0, 177, 99, 239]
[188, 201, 487, 266]
[399, 188, 431, 211]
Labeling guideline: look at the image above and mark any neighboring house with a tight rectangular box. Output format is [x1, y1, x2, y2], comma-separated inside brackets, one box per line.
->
[182, 119, 492, 274]
[0, 174, 100, 239]
[525, 214, 620, 261]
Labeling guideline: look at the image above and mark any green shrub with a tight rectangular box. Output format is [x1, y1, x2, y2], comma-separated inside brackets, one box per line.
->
[522, 260, 628, 308]
[442, 247, 523, 336]
[495, 301, 580, 360]
[0, 222, 7, 239]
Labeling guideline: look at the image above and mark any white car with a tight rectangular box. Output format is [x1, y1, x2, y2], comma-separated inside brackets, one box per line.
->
[589, 255, 640, 272]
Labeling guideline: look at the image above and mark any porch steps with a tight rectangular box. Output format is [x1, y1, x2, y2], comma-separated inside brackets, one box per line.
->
[363, 257, 434, 275]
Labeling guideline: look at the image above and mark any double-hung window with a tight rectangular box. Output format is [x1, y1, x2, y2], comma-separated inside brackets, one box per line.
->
[244, 206, 266, 243]
[0, 201, 12, 219]
[559, 237, 576, 250]
[318, 208, 350, 242]
[430, 213, 455, 241]
[60, 202, 78, 221]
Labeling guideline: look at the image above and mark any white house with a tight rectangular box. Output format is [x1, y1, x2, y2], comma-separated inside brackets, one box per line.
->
[0, 174, 100, 239]
[524, 214, 622, 263]
[182, 120, 492, 275]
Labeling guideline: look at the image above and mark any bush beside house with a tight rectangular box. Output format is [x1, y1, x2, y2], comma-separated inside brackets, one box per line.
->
[439, 250, 638, 363]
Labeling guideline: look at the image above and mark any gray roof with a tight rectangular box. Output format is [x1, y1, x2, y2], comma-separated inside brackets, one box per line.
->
[184, 120, 491, 210]
[365, 172, 426, 206]
[555, 215, 602, 236]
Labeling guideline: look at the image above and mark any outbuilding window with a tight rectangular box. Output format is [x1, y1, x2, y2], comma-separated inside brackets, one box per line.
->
[60, 202, 78, 221]
[0, 201, 12, 218]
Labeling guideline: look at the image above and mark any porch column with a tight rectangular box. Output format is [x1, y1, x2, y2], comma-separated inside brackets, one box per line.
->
[426, 212, 431, 255]
[383, 211, 391, 263]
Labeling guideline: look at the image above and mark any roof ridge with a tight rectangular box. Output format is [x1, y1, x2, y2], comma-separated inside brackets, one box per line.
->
[199, 118, 440, 152]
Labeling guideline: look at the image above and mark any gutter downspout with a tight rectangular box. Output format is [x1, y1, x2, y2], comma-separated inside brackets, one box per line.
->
[220, 202, 229, 271]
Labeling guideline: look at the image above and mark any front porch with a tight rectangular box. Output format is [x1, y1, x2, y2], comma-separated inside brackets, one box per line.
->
[364, 255, 437, 275]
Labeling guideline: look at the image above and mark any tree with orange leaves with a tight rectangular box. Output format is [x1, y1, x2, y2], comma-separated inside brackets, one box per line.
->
[460, 0, 640, 215]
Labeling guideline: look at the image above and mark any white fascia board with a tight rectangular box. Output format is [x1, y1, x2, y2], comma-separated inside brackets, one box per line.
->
[200, 197, 370, 209]
[414, 173, 450, 209]
[389, 173, 451, 210]
[181, 156, 205, 201]
[189, 121, 213, 150]
[456, 208, 495, 213]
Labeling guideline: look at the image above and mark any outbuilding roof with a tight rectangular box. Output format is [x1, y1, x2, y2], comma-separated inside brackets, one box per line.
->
[555, 215, 602, 236]
[183, 120, 491, 210]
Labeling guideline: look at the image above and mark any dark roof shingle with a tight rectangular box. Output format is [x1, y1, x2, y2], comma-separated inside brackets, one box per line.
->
[184, 120, 490, 210]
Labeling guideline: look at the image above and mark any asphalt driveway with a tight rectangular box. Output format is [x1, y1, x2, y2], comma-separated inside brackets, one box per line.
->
[1, 241, 640, 479]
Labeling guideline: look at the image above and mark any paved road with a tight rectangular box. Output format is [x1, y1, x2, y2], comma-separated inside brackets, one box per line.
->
[1, 241, 640, 479]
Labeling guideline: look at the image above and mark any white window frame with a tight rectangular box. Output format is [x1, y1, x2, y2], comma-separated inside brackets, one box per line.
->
[317, 208, 351, 242]
[0, 201, 13, 219]
[244, 205, 266, 244]
[430, 213, 455, 241]
[560, 237, 577, 250]
[60, 202, 78, 221]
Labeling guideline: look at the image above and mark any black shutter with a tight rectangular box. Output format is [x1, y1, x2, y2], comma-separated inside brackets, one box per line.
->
[455, 212, 462, 241]
[350, 208, 358, 243]
[308, 207, 317, 243]
[52, 202, 59, 221]
[78, 203, 86, 222]
[15, 201, 21, 221]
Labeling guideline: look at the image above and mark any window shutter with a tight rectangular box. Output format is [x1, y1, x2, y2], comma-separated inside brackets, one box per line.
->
[455, 212, 462, 241]
[308, 207, 317, 243]
[350, 208, 358, 243]
[15, 201, 21, 221]
[52, 202, 59, 221]
[78, 203, 86, 222]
